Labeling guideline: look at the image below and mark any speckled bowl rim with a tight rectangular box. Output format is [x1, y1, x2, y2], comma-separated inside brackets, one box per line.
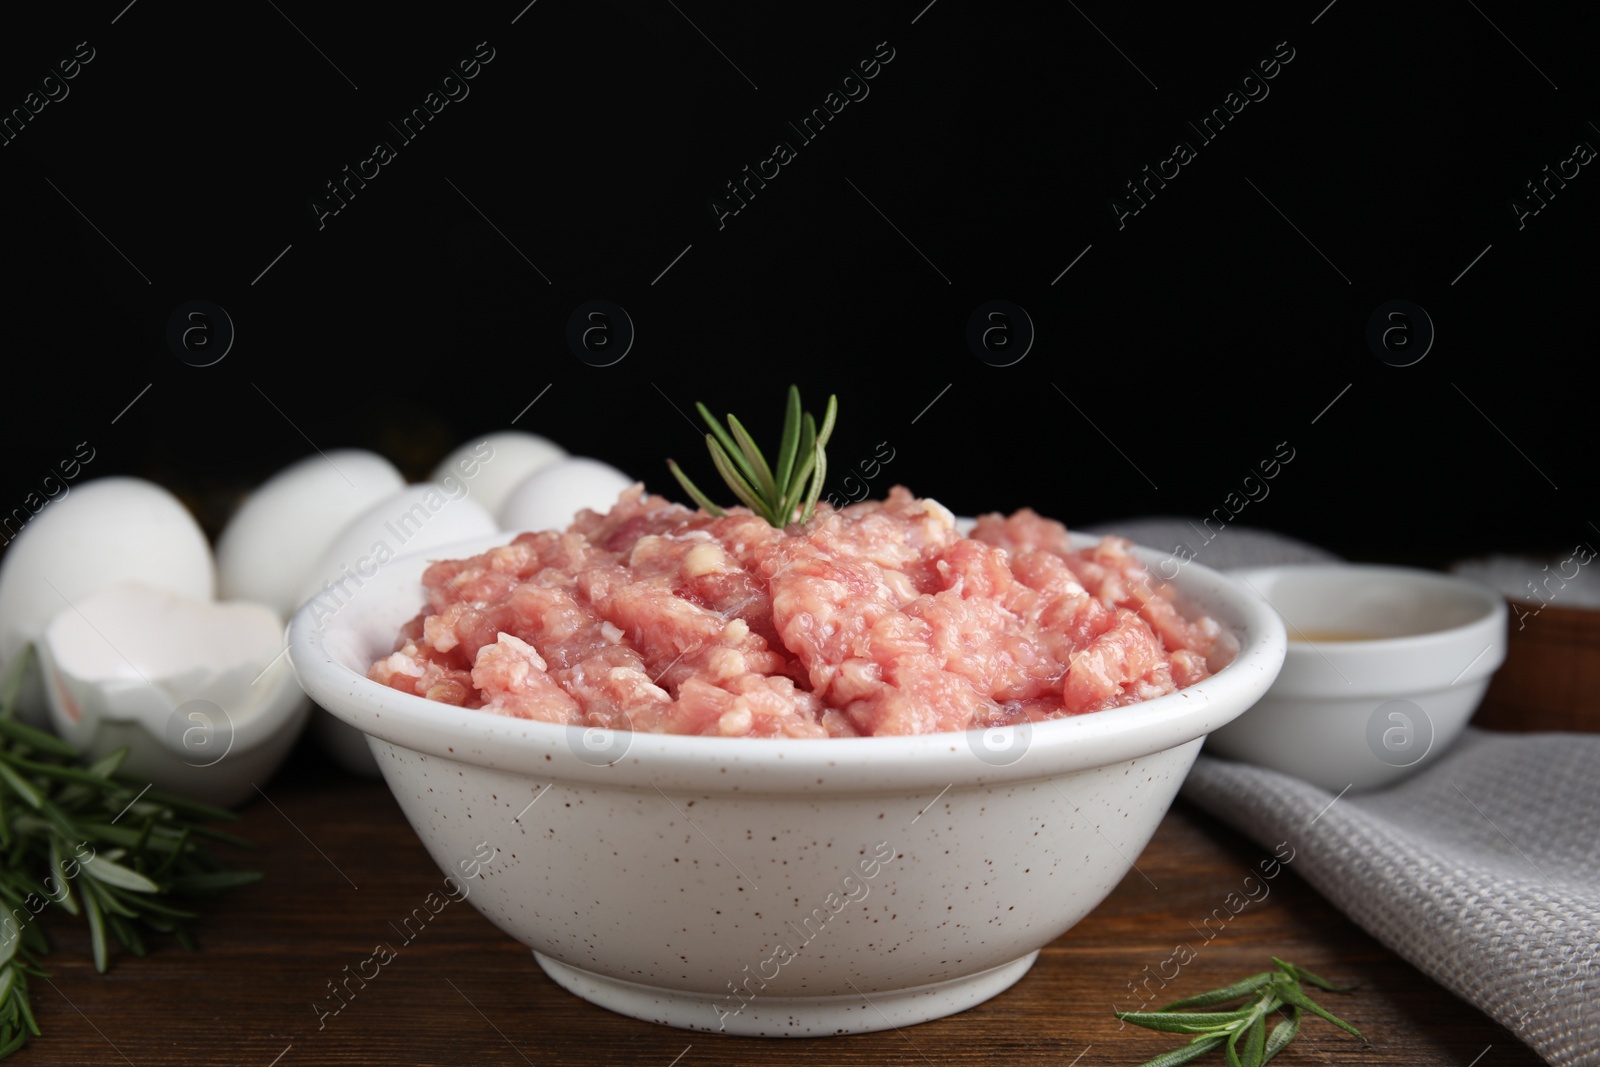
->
[288, 530, 1286, 793]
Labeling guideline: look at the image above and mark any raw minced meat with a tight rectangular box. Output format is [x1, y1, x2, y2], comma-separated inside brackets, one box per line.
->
[368, 486, 1238, 737]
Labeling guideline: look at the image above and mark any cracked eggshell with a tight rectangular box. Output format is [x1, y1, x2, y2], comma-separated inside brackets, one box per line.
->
[216, 450, 404, 618]
[431, 432, 566, 516]
[0, 477, 215, 726]
[38, 582, 310, 807]
[497, 457, 636, 534]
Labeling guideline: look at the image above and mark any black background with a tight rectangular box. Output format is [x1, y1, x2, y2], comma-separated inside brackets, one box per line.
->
[2, 1, 1594, 564]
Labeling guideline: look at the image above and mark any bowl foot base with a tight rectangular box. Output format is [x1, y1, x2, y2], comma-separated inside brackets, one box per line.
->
[533, 951, 1040, 1037]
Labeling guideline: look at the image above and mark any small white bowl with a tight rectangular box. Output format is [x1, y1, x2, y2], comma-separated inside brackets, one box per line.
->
[288, 532, 1285, 1036]
[1205, 564, 1507, 792]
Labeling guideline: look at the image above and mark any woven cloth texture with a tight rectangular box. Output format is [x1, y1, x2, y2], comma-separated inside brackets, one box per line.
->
[1184, 731, 1599, 1067]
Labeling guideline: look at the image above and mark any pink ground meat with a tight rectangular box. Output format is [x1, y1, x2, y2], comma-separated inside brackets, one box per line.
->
[368, 486, 1238, 737]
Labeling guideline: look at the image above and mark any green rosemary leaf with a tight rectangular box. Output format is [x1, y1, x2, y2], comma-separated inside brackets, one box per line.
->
[46, 838, 78, 917]
[815, 393, 838, 452]
[0, 719, 76, 761]
[85, 749, 127, 780]
[1237, 1012, 1266, 1067]
[774, 385, 803, 500]
[14, 973, 40, 1035]
[707, 437, 768, 516]
[1272, 957, 1357, 993]
[1275, 980, 1364, 1041]
[799, 438, 827, 525]
[81, 879, 138, 920]
[1261, 1008, 1300, 1063]
[0, 764, 41, 811]
[1116, 1009, 1249, 1035]
[82, 890, 108, 974]
[785, 396, 836, 523]
[779, 413, 819, 522]
[80, 854, 161, 895]
[726, 414, 777, 503]
[694, 403, 757, 488]
[1161, 972, 1274, 1010]
[1135, 1034, 1228, 1067]
[666, 460, 727, 517]
[12, 959, 46, 981]
[6, 756, 119, 789]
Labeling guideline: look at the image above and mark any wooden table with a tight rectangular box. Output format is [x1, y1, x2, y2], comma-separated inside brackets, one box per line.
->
[20, 740, 1539, 1067]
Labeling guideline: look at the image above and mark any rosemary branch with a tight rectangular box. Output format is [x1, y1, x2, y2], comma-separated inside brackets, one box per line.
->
[0, 649, 261, 1060]
[667, 385, 838, 528]
[1116, 958, 1365, 1067]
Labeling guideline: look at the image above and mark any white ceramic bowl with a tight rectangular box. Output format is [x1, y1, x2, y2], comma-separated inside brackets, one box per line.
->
[1206, 564, 1507, 792]
[288, 532, 1286, 1036]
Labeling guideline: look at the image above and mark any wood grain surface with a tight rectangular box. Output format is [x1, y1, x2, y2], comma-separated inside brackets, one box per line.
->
[13, 733, 1544, 1067]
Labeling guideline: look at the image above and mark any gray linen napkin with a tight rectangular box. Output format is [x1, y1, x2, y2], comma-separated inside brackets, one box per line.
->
[1088, 516, 1598, 1065]
[1183, 734, 1599, 1067]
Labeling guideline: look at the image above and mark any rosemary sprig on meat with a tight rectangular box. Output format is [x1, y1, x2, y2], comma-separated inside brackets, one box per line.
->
[667, 385, 838, 528]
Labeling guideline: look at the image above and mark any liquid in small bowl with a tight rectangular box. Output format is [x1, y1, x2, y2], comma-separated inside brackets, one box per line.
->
[1289, 629, 1387, 643]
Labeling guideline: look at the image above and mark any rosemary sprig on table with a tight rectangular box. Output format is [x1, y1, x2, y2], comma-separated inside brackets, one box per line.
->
[0, 650, 261, 1060]
[1117, 958, 1365, 1067]
[667, 385, 838, 528]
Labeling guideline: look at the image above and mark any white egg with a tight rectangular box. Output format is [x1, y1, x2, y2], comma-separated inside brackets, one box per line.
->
[216, 450, 403, 617]
[431, 432, 566, 516]
[296, 482, 499, 612]
[498, 457, 636, 533]
[0, 477, 214, 725]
